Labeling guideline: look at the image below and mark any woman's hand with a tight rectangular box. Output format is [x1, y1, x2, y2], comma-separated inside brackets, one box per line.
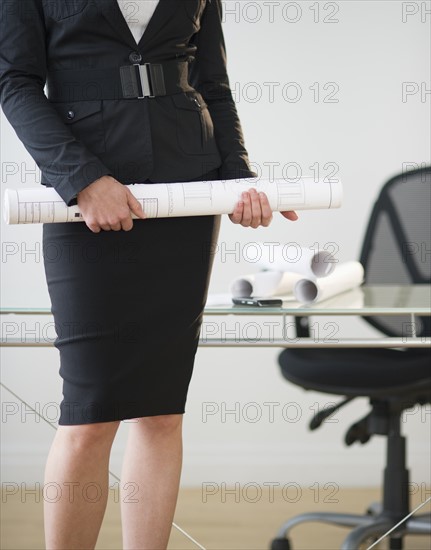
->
[229, 188, 298, 228]
[77, 175, 146, 233]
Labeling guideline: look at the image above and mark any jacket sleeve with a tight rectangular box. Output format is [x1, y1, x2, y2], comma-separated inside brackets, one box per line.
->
[0, 0, 111, 206]
[188, 0, 257, 180]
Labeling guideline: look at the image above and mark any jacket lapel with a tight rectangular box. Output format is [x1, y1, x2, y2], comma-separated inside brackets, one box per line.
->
[93, 0, 136, 48]
[93, 0, 179, 51]
[136, 0, 180, 49]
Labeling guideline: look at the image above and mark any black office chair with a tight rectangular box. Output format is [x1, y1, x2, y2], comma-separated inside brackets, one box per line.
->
[270, 167, 431, 550]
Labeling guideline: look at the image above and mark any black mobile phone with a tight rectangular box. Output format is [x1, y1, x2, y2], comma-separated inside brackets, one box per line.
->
[232, 297, 283, 307]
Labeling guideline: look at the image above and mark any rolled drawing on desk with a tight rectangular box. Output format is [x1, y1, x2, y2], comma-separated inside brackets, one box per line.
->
[256, 244, 337, 279]
[294, 261, 365, 304]
[227, 261, 364, 304]
[3, 178, 342, 224]
[230, 271, 302, 298]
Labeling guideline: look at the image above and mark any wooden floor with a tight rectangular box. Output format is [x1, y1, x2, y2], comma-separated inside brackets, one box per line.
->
[1, 487, 430, 549]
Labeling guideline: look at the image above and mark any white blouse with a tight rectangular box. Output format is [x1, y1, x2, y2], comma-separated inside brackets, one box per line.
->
[117, 0, 160, 43]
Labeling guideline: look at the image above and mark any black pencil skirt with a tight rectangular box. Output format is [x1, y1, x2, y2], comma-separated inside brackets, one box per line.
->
[42, 170, 221, 425]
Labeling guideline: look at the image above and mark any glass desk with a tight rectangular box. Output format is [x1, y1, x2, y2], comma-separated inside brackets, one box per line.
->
[1, 285, 430, 348]
[1, 284, 430, 548]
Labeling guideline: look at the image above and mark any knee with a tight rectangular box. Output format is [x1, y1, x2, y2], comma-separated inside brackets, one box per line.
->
[57, 420, 120, 454]
[133, 414, 183, 435]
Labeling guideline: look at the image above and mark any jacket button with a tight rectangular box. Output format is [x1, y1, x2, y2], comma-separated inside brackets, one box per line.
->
[129, 51, 142, 63]
[67, 110, 75, 120]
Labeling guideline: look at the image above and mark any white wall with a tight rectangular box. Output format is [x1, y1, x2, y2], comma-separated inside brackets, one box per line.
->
[1, 1, 430, 493]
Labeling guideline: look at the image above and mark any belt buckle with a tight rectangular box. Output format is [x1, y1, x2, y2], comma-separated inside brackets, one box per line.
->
[135, 63, 155, 99]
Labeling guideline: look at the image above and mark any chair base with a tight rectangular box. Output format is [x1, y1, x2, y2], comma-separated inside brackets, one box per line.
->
[270, 394, 431, 549]
[270, 508, 431, 550]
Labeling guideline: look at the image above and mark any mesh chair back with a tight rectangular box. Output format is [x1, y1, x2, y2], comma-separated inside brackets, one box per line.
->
[359, 167, 431, 337]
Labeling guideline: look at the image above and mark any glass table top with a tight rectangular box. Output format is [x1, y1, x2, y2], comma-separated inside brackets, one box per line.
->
[1, 285, 430, 316]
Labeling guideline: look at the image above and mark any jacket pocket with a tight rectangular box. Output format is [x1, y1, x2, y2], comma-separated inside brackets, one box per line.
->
[51, 100, 106, 154]
[43, 0, 88, 21]
[172, 92, 215, 156]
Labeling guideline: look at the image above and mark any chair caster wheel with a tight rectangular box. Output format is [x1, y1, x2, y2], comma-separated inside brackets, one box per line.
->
[270, 538, 291, 550]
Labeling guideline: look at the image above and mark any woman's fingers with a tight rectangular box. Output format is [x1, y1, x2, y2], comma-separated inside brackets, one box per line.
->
[126, 188, 146, 220]
[228, 198, 244, 224]
[229, 189, 274, 228]
[248, 189, 262, 228]
[281, 210, 299, 221]
[258, 192, 273, 226]
[77, 176, 145, 233]
[240, 191, 253, 226]
[229, 189, 298, 227]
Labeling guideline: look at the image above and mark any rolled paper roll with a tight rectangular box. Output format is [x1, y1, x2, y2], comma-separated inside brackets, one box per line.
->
[230, 270, 302, 298]
[3, 177, 343, 224]
[293, 261, 365, 304]
[256, 243, 336, 279]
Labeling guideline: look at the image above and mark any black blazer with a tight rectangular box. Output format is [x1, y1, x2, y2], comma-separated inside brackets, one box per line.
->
[0, 0, 255, 206]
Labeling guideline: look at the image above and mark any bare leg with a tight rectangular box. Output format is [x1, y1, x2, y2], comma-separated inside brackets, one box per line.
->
[120, 414, 183, 550]
[44, 421, 120, 550]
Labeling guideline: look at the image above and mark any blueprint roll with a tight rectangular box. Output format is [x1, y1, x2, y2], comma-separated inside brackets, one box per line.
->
[293, 261, 365, 304]
[3, 177, 343, 225]
[256, 244, 337, 279]
[230, 270, 302, 298]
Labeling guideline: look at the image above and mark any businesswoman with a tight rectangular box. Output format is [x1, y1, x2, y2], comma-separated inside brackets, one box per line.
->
[0, 1, 297, 548]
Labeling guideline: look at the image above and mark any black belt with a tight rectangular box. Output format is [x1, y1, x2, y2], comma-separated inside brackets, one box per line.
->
[46, 60, 194, 102]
